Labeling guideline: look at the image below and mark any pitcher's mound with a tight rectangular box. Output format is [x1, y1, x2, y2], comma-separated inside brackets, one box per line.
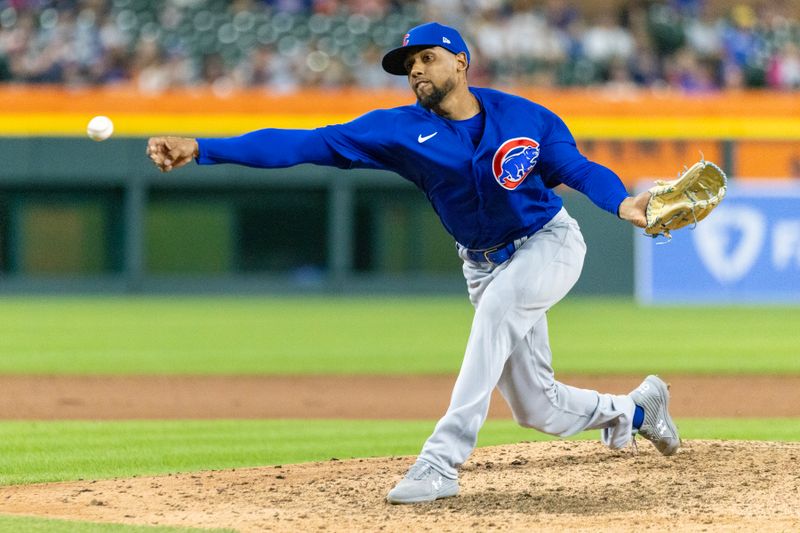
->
[1, 440, 798, 532]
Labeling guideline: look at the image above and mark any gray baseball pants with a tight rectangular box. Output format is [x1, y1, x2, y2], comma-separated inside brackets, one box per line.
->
[418, 208, 636, 479]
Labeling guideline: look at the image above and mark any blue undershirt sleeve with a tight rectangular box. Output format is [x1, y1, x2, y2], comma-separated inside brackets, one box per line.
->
[538, 115, 629, 216]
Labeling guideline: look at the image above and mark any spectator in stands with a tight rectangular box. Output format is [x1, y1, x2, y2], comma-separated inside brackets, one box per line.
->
[581, 13, 635, 66]
[664, 46, 719, 92]
[768, 42, 800, 89]
[720, 4, 765, 87]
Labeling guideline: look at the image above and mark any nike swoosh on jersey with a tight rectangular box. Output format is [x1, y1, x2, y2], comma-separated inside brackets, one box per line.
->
[418, 132, 438, 143]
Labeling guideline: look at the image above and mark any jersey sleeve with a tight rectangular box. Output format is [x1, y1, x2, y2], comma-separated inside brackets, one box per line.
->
[315, 110, 399, 170]
[537, 113, 629, 216]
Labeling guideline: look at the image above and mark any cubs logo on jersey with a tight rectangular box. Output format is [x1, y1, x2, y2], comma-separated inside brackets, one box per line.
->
[491, 137, 540, 190]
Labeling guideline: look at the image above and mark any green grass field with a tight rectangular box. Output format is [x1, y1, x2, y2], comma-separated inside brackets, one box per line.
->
[0, 516, 231, 533]
[0, 296, 797, 531]
[0, 296, 797, 375]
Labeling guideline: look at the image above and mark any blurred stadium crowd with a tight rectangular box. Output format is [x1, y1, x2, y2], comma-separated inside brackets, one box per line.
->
[0, 0, 798, 92]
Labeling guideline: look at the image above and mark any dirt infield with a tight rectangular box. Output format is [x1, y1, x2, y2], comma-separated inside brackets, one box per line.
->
[2, 374, 800, 419]
[1, 440, 799, 532]
[1, 374, 799, 531]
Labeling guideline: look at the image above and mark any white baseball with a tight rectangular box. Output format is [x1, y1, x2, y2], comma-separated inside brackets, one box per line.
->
[87, 115, 114, 141]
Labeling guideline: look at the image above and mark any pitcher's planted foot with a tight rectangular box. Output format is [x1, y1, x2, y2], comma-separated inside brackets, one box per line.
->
[386, 460, 459, 504]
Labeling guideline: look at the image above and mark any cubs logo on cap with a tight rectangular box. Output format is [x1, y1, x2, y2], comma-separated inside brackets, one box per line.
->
[382, 22, 470, 75]
[492, 138, 540, 190]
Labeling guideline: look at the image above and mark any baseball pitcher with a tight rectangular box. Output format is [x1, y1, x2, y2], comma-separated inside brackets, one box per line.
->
[147, 22, 682, 504]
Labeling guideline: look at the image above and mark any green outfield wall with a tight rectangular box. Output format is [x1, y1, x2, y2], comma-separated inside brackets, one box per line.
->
[0, 137, 632, 294]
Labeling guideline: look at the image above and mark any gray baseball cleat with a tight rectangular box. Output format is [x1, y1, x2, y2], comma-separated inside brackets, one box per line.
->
[629, 375, 680, 456]
[386, 460, 459, 504]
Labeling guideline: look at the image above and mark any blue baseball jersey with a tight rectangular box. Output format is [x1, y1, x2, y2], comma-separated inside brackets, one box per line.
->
[197, 86, 629, 250]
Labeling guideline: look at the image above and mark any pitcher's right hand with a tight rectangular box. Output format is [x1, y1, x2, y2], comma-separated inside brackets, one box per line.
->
[146, 137, 199, 172]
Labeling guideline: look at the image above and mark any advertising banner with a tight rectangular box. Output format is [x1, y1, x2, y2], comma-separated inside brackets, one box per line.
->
[635, 181, 800, 304]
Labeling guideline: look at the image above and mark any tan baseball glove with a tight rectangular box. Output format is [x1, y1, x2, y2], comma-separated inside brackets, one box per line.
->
[645, 160, 727, 239]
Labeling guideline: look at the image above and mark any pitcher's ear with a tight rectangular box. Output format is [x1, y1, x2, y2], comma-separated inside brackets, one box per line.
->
[455, 52, 469, 72]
